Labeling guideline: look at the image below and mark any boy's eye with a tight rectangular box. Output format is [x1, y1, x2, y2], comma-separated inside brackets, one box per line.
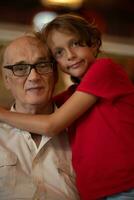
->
[71, 40, 80, 47]
[54, 49, 63, 58]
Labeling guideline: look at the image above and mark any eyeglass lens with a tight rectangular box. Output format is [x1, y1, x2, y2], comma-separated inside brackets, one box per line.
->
[12, 62, 53, 76]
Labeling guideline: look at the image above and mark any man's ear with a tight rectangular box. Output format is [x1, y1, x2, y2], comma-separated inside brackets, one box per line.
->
[3, 73, 11, 90]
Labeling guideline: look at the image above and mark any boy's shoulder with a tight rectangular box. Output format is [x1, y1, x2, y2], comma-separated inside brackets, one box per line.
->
[89, 57, 118, 72]
[54, 84, 77, 107]
[95, 57, 114, 65]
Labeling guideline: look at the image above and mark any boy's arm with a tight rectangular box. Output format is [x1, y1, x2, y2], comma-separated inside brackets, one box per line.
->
[0, 91, 97, 136]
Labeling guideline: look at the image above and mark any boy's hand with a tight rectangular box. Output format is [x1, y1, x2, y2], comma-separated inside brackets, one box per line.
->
[0, 106, 8, 120]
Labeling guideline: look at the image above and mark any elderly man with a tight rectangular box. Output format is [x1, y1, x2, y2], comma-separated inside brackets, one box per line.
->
[0, 34, 80, 200]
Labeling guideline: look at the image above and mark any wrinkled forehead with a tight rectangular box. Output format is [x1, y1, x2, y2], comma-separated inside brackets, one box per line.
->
[3, 36, 49, 66]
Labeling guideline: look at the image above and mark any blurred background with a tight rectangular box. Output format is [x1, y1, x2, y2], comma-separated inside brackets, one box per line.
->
[0, 0, 134, 107]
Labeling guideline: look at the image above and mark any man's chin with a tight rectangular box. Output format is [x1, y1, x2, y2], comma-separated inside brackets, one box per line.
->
[26, 98, 47, 106]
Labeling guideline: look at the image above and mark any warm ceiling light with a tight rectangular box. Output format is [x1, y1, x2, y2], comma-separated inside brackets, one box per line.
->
[41, 0, 83, 9]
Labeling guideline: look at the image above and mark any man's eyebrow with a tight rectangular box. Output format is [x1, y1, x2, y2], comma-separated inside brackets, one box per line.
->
[11, 58, 50, 65]
[10, 61, 27, 65]
[36, 57, 51, 63]
[36, 57, 49, 62]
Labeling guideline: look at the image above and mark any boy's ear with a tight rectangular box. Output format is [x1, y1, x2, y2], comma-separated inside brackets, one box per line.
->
[53, 64, 58, 84]
[92, 45, 99, 57]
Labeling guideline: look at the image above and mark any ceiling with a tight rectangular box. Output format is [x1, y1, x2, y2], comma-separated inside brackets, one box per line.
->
[0, 0, 133, 38]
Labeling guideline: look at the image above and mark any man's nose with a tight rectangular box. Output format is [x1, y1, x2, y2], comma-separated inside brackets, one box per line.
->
[27, 68, 40, 81]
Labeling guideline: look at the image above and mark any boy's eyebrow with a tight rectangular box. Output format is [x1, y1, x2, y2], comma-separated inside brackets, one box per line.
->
[53, 47, 62, 51]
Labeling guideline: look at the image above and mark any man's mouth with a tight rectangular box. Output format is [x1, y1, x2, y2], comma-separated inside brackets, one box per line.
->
[26, 86, 44, 92]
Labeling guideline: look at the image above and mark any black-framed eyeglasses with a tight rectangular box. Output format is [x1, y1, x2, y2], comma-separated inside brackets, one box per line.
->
[4, 62, 53, 77]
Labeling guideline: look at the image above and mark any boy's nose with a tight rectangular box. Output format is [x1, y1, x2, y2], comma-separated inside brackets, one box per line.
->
[66, 49, 75, 60]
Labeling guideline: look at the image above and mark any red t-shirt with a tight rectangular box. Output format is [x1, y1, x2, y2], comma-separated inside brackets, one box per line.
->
[55, 58, 134, 200]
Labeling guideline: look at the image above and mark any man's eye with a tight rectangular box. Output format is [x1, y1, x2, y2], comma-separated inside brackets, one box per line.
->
[36, 63, 46, 68]
[14, 65, 28, 71]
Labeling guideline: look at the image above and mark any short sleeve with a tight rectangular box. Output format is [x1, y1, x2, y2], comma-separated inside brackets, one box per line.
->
[54, 84, 77, 107]
[77, 58, 134, 99]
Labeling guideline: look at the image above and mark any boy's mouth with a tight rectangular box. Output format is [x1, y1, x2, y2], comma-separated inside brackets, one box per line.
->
[67, 60, 84, 70]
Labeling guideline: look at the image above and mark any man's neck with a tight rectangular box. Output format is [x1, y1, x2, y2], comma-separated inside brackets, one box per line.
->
[14, 102, 54, 147]
[14, 102, 54, 115]
[31, 133, 42, 148]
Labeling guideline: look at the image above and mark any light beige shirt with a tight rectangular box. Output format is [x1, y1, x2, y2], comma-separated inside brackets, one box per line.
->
[0, 108, 80, 200]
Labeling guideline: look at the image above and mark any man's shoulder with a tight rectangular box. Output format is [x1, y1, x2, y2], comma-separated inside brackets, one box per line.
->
[0, 122, 12, 129]
[0, 122, 15, 136]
